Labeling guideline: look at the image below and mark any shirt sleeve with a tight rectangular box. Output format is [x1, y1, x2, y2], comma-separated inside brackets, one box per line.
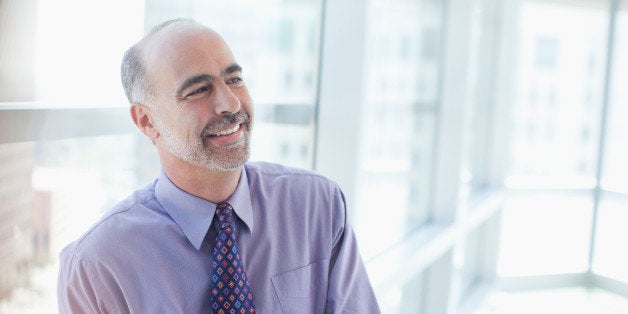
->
[325, 186, 381, 314]
[57, 249, 119, 314]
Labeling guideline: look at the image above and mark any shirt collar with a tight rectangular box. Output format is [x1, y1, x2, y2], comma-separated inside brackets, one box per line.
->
[155, 166, 254, 251]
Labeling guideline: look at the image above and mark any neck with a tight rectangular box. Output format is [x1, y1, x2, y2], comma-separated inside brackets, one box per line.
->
[159, 153, 243, 204]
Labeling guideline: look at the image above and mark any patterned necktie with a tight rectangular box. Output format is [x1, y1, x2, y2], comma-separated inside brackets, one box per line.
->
[210, 202, 255, 314]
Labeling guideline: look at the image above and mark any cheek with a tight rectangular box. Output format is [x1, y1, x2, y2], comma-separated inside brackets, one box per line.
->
[160, 110, 203, 138]
[238, 91, 254, 123]
[244, 102, 254, 124]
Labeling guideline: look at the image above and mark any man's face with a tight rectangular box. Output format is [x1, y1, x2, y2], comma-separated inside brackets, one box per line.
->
[142, 25, 254, 171]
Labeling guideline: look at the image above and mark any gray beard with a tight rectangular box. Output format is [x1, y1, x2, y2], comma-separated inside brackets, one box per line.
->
[155, 111, 251, 171]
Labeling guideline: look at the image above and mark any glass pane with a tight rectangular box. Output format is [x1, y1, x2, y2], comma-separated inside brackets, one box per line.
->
[0, 0, 37, 101]
[356, 0, 443, 259]
[145, 0, 323, 169]
[0, 142, 36, 306]
[459, 0, 500, 194]
[473, 287, 628, 314]
[497, 193, 593, 276]
[34, 0, 145, 106]
[0, 0, 143, 105]
[592, 192, 628, 282]
[505, 0, 609, 189]
[454, 223, 481, 302]
[0, 134, 160, 312]
[601, 2, 628, 193]
[379, 271, 423, 313]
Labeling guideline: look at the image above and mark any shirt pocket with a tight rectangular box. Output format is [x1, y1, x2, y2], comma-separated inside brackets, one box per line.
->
[271, 259, 329, 314]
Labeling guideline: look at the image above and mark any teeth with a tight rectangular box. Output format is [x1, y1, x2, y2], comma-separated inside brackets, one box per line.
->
[212, 124, 239, 136]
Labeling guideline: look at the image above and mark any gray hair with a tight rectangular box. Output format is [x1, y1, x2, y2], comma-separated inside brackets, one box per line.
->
[120, 45, 148, 104]
[120, 18, 201, 104]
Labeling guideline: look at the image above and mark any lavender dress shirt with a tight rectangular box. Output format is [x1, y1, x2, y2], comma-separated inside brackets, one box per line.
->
[57, 162, 380, 313]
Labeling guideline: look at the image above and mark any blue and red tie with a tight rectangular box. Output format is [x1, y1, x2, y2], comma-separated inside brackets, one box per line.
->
[210, 203, 255, 314]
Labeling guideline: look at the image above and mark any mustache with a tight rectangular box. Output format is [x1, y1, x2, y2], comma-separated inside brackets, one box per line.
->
[200, 110, 250, 137]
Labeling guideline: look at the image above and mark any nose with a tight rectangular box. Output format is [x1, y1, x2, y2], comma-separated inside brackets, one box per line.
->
[212, 82, 241, 116]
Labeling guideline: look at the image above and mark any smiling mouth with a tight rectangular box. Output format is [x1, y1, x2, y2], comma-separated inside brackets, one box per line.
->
[208, 124, 241, 137]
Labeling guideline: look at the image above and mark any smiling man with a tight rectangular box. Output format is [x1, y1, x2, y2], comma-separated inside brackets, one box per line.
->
[57, 18, 380, 313]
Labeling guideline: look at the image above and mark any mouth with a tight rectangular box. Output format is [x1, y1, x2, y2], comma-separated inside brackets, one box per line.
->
[207, 123, 241, 137]
[201, 111, 250, 147]
[204, 123, 246, 148]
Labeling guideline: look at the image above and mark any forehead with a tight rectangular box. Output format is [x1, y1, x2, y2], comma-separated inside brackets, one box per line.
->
[141, 25, 237, 85]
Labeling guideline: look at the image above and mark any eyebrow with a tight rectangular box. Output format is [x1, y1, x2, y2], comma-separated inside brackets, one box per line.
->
[175, 63, 243, 98]
[175, 74, 212, 98]
[223, 63, 242, 76]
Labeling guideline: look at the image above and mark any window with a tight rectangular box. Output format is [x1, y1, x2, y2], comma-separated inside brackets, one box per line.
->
[35, 0, 145, 106]
[593, 193, 628, 282]
[356, 0, 444, 260]
[497, 0, 609, 277]
[592, 0, 628, 283]
[599, 1, 628, 194]
[0, 135, 159, 312]
[499, 192, 593, 275]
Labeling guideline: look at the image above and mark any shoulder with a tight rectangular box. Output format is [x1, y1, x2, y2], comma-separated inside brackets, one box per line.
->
[61, 180, 163, 259]
[244, 161, 346, 219]
[245, 161, 344, 201]
[245, 161, 337, 187]
[245, 162, 349, 252]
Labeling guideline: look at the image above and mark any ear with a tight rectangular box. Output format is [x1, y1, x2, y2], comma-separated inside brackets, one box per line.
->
[130, 104, 160, 140]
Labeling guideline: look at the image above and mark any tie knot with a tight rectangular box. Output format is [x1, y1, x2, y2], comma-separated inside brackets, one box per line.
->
[215, 202, 235, 229]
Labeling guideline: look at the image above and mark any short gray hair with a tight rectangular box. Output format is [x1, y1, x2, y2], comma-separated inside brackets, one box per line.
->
[120, 18, 201, 104]
[120, 44, 149, 104]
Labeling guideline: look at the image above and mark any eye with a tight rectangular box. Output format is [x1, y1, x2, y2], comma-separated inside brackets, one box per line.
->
[185, 86, 211, 99]
[187, 86, 209, 97]
[227, 77, 243, 85]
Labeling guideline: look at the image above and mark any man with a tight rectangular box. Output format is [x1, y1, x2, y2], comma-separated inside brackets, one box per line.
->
[57, 18, 380, 313]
